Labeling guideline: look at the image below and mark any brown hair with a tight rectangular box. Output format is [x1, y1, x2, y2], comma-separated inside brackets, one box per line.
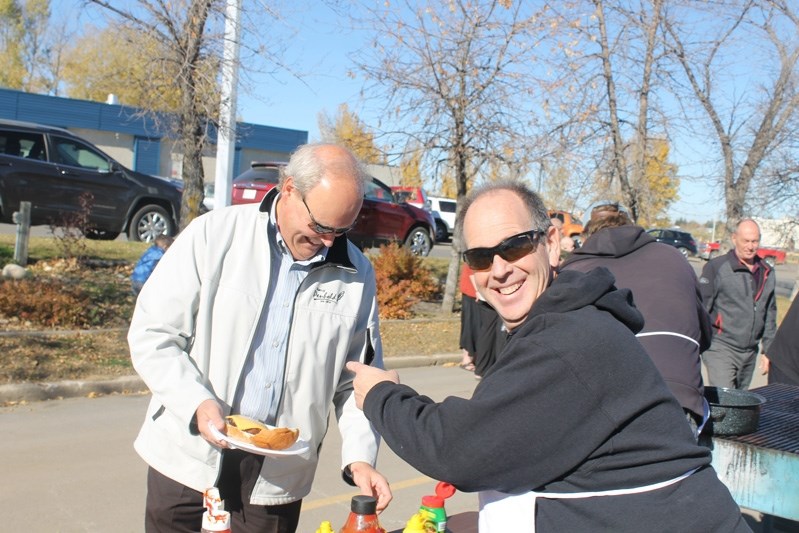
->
[583, 210, 633, 237]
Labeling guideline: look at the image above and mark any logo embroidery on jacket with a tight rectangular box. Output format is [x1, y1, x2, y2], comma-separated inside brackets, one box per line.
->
[313, 288, 345, 304]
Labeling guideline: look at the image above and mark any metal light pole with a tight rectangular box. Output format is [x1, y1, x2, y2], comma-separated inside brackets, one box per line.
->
[214, 0, 242, 209]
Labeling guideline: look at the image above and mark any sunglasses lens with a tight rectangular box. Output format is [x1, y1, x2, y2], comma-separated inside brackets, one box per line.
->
[463, 250, 492, 270]
[463, 231, 541, 271]
[501, 235, 536, 262]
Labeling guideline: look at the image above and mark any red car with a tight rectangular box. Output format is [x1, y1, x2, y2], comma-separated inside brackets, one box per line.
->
[231, 164, 435, 256]
[700, 241, 786, 267]
[231, 161, 285, 205]
[354, 177, 435, 255]
[390, 185, 432, 212]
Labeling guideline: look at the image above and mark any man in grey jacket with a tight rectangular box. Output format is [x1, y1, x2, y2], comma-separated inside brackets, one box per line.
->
[699, 219, 777, 389]
[129, 143, 391, 533]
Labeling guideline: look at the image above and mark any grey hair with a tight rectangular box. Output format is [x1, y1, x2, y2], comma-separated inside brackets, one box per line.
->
[454, 180, 551, 251]
[281, 143, 368, 197]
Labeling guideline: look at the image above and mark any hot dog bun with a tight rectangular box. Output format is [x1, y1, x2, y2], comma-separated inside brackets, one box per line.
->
[224, 415, 299, 450]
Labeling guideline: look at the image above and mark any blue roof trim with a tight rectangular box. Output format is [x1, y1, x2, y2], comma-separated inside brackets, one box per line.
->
[0, 88, 307, 152]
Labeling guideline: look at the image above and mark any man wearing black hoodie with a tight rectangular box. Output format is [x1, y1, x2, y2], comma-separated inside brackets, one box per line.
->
[347, 182, 749, 532]
[561, 204, 712, 434]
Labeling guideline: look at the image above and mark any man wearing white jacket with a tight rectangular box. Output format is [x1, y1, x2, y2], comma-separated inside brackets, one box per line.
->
[129, 144, 391, 533]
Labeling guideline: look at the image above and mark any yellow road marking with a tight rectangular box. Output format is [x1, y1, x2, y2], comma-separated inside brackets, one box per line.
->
[301, 475, 433, 511]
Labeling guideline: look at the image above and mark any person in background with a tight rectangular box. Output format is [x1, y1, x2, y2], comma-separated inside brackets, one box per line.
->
[551, 215, 575, 262]
[128, 143, 392, 533]
[561, 202, 712, 437]
[762, 295, 799, 386]
[699, 219, 777, 389]
[559, 235, 575, 256]
[346, 181, 749, 532]
[458, 263, 479, 373]
[458, 263, 505, 379]
[130, 234, 174, 295]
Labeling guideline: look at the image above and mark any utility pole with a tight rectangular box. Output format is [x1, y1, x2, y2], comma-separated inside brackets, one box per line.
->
[213, 0, 242, 209]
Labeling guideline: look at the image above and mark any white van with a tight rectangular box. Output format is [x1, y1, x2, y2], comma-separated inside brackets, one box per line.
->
[429, 196, 457, 242]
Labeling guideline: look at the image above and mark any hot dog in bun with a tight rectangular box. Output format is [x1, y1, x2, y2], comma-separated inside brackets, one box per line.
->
[224, 415, 299, 450]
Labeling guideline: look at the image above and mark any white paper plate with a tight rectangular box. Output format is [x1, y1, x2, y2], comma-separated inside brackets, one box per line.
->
[208, 422, 310, 457]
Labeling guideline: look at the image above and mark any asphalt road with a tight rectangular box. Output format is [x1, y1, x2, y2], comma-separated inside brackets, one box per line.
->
[0, 363, 773, 532]
[0, 365, 482, 533]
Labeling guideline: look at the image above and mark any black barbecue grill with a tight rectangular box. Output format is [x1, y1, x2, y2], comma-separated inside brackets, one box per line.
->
[708, 383, 799, 525]
[721, 383, 799, 453]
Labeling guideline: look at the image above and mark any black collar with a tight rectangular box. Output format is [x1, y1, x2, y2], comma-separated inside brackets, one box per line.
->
[259, 188, 357, 272]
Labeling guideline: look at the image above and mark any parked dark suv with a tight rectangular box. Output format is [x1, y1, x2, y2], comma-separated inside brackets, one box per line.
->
[0, 119, 182, 241]
[646, 228, 698, 258]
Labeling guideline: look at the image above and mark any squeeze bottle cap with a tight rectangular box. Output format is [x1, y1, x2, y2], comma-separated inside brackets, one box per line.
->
[436, 482, 456, 499]
[351, 495, 378, 515]
[421, 495, 444, 508]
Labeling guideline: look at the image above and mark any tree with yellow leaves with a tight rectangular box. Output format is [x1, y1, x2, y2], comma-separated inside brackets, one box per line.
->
[399, 148, 423, 187]
[634, 137, 679, 228]
[318, 103, 385, 165]
[62, 24, 218, 115]
[0, 0, 64, 93]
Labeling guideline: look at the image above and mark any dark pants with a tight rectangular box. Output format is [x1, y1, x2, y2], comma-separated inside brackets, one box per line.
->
[702, 341, 757, 389]
[145, 450, 302, 533]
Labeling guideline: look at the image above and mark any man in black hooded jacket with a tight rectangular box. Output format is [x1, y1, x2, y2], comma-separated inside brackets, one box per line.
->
[346, 182, 750, 532]
[561, 205, 712, 433]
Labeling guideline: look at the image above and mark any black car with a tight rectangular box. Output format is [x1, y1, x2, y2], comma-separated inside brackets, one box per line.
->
[646, 228, 698, 258]
[0, 119, 182, 242]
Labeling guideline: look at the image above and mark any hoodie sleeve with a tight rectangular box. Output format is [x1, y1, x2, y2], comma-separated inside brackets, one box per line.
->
[362, 311, 652, 494]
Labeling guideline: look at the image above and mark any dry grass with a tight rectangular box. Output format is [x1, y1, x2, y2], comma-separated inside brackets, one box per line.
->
[0, 249, 461, 384]
[0, 320, 460, 384]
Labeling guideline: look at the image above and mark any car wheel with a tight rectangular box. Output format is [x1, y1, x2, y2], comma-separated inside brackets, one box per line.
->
[84, 229, 120, 240]
[435, 220, 448, 242]
[128, 205, 174, 242]
[677, 246, 690, 259]
[405, 227, 432, 256]
[764, 256, 776, 268]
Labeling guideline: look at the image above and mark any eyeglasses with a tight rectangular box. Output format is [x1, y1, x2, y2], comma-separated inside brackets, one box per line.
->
[462, 230, 546, 271]
[300, 195, 355, 235]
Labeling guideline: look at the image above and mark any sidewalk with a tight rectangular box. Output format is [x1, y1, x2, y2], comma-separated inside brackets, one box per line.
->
[0, 353, 463, 404]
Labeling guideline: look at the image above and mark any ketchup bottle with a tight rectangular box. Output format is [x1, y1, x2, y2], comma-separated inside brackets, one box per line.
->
[339, 495, 386, 533]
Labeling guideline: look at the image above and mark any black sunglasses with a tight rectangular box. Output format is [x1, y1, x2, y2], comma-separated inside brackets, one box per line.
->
[301, 196, 356, 235]
[462, 230, 546, 271]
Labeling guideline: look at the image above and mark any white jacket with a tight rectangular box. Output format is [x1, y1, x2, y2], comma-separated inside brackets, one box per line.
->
[129, 190, 383, 505]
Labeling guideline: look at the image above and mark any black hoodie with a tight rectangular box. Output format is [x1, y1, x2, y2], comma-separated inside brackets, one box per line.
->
[363, 267, 748, 532]
[561, 225, 712, 418]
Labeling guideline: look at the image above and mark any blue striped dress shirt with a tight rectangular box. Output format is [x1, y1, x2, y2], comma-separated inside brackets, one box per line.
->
[232, 201, 326, 424]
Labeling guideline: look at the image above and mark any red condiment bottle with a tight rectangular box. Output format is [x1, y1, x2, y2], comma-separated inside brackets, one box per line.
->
[339, 495, 386, 533]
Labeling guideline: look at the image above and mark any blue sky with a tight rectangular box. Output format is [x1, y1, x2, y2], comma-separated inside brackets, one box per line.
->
[55, 0, 722, 223]
[231, 7, 723, 224]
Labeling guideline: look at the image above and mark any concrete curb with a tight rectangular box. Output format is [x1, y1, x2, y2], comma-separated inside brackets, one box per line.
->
[0, 353, 463, 404]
